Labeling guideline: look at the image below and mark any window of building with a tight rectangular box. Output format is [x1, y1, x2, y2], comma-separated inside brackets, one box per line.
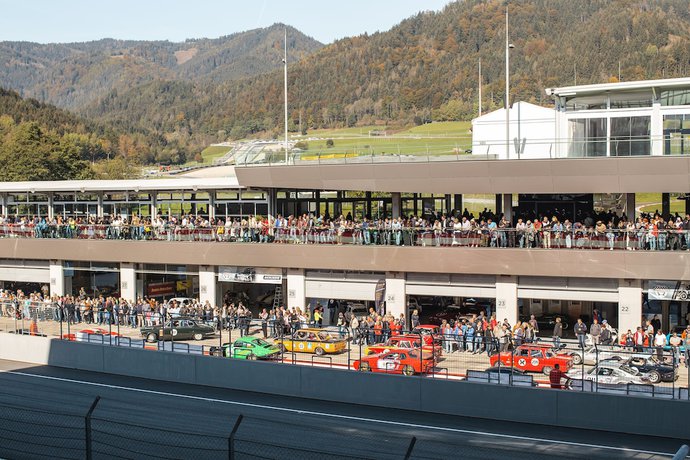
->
[609, 91, 653, 109]
[610, 116, 651, 156]
[663, 114, 690, 155]
[660, 89, 690, 106]
[568, 118, 607, 157]
[564, 96, 607, 111]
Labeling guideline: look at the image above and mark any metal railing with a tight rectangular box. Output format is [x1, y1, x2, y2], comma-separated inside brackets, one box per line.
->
[2, 224, 690, 252]
[232, 135, 686, 167]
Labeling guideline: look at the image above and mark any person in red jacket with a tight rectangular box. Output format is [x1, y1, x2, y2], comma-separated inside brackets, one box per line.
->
[549, 364, 566, 389]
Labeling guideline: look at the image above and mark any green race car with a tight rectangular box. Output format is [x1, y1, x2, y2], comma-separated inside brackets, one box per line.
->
[214, 336, 281, 360]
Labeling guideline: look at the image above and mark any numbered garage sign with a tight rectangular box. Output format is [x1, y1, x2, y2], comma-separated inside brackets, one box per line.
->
[518, 358, 527, 367]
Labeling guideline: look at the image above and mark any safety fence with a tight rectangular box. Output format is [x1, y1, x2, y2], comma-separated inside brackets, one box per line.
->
[1, 223, 690, 252]
[2, 303, 689, 402]
[0, 396, 418, 460]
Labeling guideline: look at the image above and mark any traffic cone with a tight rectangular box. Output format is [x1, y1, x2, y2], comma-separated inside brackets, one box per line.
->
[29, 319, 38, 336]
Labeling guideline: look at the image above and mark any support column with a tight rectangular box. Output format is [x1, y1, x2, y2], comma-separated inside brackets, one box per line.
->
[625, 193, 636, 222]
[287, 268, 305, 311]
[391, 192, 402, 219]
[267, 188, 277, 218]
[385, 272, 406, 322]
[365, 191, 372, 219]
[444, 194, 451, 215]
[495, 275, 518, 326]
[662, 193, 670, 218]
[453, 194, 462, 215]
[198, 265, 217, 306]
[120, 263, 137, 302]
[208, 194, 215, 220]
[47, 193, 54, 220]
[97, 192, 104, 218]
[49, 260, 65, 297]
[502, 193, 513, 222]
[618, 279, 642, 336]
[686, 195, 690, 216]
[151, 193, 158, 219]
[495, 194, 503, 216]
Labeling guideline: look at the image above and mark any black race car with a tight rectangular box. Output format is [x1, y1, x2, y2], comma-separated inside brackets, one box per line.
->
[603, 354, 677, 384]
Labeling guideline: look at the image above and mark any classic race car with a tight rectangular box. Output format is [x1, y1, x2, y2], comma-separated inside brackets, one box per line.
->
[604, 354, 678, 383]
[140, 317, 216, 342]
[273, 328, 347, 355]
[489, 344, 573, 375]
[353, 349, 435, 375]
[567, 362, 648, 385]
[364, 334, 442, 357]
[62, 328, 121, 342]
[211, 336, 281, 360]
[560, 344, 623, 365]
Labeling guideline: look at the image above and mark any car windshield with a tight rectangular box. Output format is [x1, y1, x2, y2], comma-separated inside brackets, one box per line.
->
[619, 365, 638, 375]
[317, 332, 332, 341]
[253, 338, 271, 347]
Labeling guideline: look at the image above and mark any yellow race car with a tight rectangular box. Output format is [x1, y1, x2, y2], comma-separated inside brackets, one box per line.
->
[274, 328, 347, 355]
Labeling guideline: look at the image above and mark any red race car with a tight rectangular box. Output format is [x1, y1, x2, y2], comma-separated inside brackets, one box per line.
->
[365, 334, 442, 358]
[489, 344, 573, 375]
[354, 349, 435, 375]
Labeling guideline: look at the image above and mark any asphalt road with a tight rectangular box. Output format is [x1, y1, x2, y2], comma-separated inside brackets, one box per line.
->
[0, 359, 685, 460]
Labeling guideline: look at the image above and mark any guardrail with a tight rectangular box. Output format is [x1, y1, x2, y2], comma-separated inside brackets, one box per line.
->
[1, 223, 690, 252]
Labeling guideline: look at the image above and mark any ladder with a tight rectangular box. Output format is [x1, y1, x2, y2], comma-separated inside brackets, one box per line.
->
[272, 286, 282, 310]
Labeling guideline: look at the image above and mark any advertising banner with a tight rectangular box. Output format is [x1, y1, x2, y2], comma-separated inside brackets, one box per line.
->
[147, 281, 175, 297]
[647, 280, 690, 301]
[218, 267, 282, 284]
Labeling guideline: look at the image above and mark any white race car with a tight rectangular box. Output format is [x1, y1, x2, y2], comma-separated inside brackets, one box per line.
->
[567, 362, 647, 385]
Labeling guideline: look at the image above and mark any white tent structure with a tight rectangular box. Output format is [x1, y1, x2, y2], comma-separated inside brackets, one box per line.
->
[471, 101, 557, 160]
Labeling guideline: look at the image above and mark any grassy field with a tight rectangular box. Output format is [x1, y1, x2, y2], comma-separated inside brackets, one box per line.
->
[636, 192, 686, 216]
[295, 121, 473, 158]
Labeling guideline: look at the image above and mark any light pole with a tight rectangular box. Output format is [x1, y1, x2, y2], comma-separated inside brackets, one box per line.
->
[505, 7, 509, 159]
[283, 27, 289, 164]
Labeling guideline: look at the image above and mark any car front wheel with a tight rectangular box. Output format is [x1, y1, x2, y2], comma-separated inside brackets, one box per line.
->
[572, 354, 583, 365]
[359, 362, 371, 372]
[542, 366, 552, 375]
[647, 371, 661, 384]
[146, 333, 157, 343]
[402, 365, 415, 376]
[193, 333, 203, 341]
[315, 347, 325, 356]
[247, 353, 257, 360]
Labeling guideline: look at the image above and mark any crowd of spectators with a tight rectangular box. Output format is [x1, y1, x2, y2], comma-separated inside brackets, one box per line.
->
[2, 206, 690, 251]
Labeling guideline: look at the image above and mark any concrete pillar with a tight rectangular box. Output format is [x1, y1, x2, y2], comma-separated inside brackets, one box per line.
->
[198, 265, 217, 306]
[49, 261, 65, 297]
[625, 193, 636, 222]
[97, 192, 104, 218]
[502, 193, 513, 222]
[287, 268, 305, 310]
[151, 193, 158, 219]
[391, 192, 402, 219]
[208, 194, 215, 220]
[495, 275, 518, 326]
[495, 194, 502, 216]
[686, 195, 690, 216]
[267, 188, 277, 218]
[662, 193, 670, 218]
[47, 193, 54, 220]
[120, 262, 137, 303]
[385, 272, 406, 321]
[618, 279, 642, 335]
[453, 194, 462, 215]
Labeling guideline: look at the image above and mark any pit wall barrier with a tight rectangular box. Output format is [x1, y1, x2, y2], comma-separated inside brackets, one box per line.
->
[1, 333, 687, 440]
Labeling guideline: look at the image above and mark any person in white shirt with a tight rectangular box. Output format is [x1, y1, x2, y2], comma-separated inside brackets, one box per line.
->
[653, 330, 667, 360]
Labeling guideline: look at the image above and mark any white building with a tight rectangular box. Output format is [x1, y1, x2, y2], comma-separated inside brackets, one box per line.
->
[471, 101, 557, 160]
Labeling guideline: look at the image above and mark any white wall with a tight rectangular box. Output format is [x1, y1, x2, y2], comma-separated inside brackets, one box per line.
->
[618, 279, 642, 335]
[120, 263, 137, 302]
[198, 266, 217, 306]
[287, 269, 306, 310]
[385, 272, 406, 320]
[495, 275, 518, 325]
[305, 279, 375, 301]
[49, 261, 64, 296]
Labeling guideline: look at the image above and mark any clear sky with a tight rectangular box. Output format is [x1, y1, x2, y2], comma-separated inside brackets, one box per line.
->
[0, 0, 454, 44]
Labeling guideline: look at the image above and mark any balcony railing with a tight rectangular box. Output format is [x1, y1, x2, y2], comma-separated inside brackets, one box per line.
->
[2, 223, 689, 252]
[233, 135, 682, 166]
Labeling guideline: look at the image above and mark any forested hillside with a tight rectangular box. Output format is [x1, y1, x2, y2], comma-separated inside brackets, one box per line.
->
[82, 0, 690, 142]
[0, 88, 192, 179]
[3, 0, 690, 167]
[0, 24, 322, 109]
